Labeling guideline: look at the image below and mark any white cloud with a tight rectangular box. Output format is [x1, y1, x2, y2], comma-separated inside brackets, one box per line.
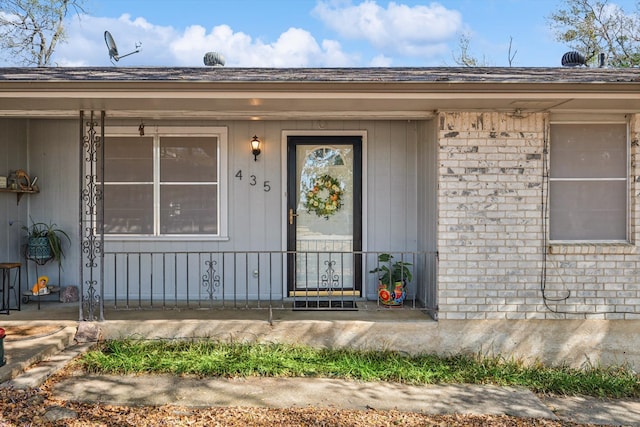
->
[53, 14, 175, 66]
[170, 25, 359, 67]
[313, 0, 462, 57]
[10, 1, 463, 68]
[266, 28, 323, 67]
[369, 54, 392, 67]
[52, 13, 358, 67]
[321, 39, 356, 67]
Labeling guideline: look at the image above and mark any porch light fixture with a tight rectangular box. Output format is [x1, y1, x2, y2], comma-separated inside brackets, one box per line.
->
[138, 122, 145, 136]
[250, 135, 261, 161]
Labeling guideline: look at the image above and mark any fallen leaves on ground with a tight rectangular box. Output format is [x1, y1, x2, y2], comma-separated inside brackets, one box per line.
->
[0, 386, 600, 427]
[0, 362, 600, 426]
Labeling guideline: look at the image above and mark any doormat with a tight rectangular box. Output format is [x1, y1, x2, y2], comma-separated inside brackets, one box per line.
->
[293, 300, 358, 311]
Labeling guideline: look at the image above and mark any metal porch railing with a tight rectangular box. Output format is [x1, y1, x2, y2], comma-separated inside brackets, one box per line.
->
[100, 250, 437, 314]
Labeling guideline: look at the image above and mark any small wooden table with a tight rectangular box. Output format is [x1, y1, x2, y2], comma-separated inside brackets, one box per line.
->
[0, 262, 21, 314]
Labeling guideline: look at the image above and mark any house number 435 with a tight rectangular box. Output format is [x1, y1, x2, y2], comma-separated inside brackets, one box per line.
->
[235, 170, 271, 192]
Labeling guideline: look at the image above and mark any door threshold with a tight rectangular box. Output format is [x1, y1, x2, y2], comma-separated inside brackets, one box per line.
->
[289, 290, 360, 297]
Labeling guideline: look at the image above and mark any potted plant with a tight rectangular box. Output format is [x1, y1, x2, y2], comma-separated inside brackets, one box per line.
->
[22, 220, 70, 267]
[370, 253, 412, 307]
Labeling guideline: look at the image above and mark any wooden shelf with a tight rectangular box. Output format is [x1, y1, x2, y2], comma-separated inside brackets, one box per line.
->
[0, 188, 40, 205]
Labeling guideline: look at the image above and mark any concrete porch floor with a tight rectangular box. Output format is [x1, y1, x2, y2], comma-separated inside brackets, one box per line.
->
[2, 299, 434, 322]
[3, 300, 640, 370]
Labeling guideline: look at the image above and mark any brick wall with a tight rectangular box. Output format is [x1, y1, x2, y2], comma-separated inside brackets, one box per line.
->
[437, 112, 640, 320]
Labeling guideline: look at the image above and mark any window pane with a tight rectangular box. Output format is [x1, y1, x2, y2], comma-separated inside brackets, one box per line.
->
[104, 137, 153, 182]
[160, 137, 217, 182]
[550, 181, 627, 240]
[160, 184, 218, 234]
[550, 124, 626, 179]
[103, 184, 153, 234]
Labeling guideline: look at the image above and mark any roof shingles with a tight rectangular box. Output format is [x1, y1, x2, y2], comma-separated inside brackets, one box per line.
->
[1, 67, 640, 84]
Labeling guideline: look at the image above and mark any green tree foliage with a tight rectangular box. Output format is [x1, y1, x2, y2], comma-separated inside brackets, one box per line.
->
[548, 0, 640, 67]
[0, 0, 85, 66]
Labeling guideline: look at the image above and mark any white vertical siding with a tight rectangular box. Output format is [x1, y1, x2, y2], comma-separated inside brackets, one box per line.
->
[417, 120, 438, 313]
[0, 119, 29, 263]
[22, 119, 80, 289]
[366, 120, 419, 251]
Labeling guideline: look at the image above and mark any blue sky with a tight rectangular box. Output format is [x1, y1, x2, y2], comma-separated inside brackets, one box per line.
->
[37, 0, 640, 67]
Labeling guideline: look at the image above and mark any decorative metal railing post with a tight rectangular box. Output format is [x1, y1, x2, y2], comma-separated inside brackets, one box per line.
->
[79, 110, 105, 321]
[202, 257, 221, 305]
[321, 259, 339, 291]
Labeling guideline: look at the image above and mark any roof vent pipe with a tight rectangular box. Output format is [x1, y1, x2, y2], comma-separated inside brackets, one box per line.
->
[599, 52, 606, 67]
[561, 51, 586, 67]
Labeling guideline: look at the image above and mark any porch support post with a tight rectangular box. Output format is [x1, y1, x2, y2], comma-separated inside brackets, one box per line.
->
[79, 110, 105, 321]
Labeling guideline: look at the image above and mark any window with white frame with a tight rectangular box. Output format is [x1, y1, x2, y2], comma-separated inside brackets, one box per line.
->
[102, 127, 227, 236]
[549, 121, 628, 241]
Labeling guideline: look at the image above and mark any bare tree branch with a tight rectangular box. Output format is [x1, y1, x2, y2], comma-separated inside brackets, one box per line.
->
[507, 36, 517, 67]
[0, 0, 85, 66]
[452, 33, 490, 67]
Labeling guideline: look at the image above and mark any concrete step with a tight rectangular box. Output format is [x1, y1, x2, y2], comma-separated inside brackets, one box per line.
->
[4, 343, 94, 389]
[0, 324, 77, 385]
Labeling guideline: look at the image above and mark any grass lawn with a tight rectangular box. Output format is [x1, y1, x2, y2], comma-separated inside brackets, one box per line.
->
[81, 339, 640, 399]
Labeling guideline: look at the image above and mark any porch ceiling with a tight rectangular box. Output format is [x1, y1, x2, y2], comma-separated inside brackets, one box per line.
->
[1, 67, 639, 119]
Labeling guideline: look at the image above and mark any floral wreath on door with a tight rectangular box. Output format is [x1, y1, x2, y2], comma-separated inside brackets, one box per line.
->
[304, 174, 343, 219]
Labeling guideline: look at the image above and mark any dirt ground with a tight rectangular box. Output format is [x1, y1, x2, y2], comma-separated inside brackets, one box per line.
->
[0, 389, 595, 427]
[0, 371, 597, 427]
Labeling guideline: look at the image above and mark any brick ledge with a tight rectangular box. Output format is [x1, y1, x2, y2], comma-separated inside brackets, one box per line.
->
[548, 243, 637, 255]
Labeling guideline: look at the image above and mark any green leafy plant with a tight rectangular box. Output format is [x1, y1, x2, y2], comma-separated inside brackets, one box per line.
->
[22, 220, 70, 266]
[369, 253, 412, 286]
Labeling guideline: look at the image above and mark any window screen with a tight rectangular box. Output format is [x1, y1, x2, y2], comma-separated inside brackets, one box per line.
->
[103, 133, 220, 236]
[160, 137, 218, 235]
[103, 136, 154, 234]
[549, 123, 627, 241]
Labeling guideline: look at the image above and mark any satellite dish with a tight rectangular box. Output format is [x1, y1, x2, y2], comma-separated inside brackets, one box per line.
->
[204, 51, 225, 66]
[104, 30, 141, 64]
